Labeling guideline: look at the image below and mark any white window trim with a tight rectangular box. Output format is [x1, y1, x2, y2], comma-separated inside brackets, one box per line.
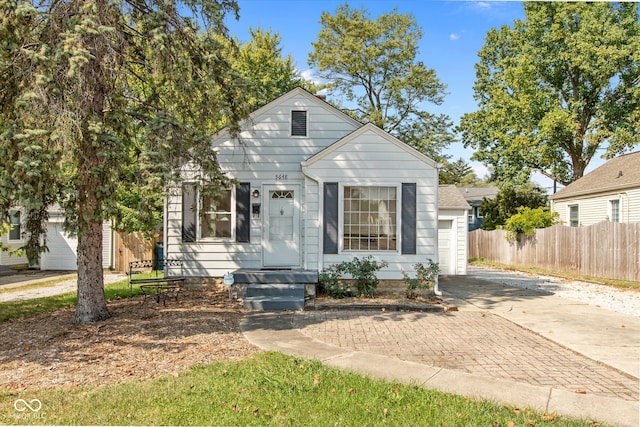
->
[198, 188, 236, 242]
[290, 109, 308, 138]
[609, 198, 621, 223]
[568, 204, 579, 227]
[7, 210, 24, 243]
[338, 183, 401, 254]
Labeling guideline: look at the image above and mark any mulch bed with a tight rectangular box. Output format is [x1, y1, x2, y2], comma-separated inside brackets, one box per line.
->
[0, 289, 260, 392]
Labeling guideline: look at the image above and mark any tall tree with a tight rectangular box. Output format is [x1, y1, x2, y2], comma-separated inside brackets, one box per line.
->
[232, 27, 319, 110]
[0, 0, 249, 324]
[459, 2, 640, 186]
[308, 4, 454, 157]
[439, 158, 481, 185]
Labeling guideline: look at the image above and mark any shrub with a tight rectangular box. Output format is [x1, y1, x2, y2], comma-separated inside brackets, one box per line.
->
[504, 206, 560, 242]
[318, 264, 351, 299]
[318, 256, 388, 298]
[341, 256, 388, 297]
[402, 259, 439, 299]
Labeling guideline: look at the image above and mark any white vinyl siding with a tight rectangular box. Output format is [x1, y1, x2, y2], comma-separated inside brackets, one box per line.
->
[303, 125, 438, 279]
[551, 188, 640, 226]
[438, 211, 468, 275]
[165, 90, 360, 277]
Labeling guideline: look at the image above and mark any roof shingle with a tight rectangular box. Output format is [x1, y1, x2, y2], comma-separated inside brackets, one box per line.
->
[550, 151, 640, 200]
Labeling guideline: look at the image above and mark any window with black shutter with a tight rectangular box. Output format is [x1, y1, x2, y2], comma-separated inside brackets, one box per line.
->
[291, 110, 307, 137]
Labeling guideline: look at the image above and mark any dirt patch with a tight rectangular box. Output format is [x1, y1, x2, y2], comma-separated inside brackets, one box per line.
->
[0, 289, 260, 392]
[314, 287, 449, 310]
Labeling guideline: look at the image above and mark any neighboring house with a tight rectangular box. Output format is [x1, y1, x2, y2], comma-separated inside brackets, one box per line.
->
[438, 186, 470, 275]
[1, 208, 115, 271]
[459, 186, 499, 231]
[550, 151, 640, 227]
[166, 88, 468, 279]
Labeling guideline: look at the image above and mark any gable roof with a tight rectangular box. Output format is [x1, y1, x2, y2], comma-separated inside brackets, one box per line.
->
[302, 122, 439, 168]
[439, 185, 471, 210]
[458, 186, 499, 204]
[550, 151, 640, 200]
[213, 87, 362, 142]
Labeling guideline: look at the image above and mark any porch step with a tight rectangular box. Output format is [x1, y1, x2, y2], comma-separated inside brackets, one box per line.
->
[243, 283, 305, 311]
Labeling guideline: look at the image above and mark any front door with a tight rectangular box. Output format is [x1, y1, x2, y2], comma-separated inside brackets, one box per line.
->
[263, 185, 301, 267]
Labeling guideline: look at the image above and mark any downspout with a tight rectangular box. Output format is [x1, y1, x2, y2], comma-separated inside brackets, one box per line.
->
[433, 165, 442, 296]
[301, 161, 324, 274]
[621, 192, 629, 223]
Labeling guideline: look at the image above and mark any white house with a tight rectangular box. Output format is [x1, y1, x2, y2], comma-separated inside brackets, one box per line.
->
[1, 208, 114, 272]
[550, 151, 640, 226]
[165, 88, 467, 283]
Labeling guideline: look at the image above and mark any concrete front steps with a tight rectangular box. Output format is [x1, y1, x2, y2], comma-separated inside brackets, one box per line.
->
[244, 283, 305, 310]
[232, 269, 318, 311]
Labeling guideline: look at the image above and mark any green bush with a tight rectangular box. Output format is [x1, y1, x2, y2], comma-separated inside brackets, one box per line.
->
[318, 256, 388, 298]
[402, 259, 439, 299]
[318, 264, 351, 298]
[342, 256, 388, 297]
[504, 206, 560, 242]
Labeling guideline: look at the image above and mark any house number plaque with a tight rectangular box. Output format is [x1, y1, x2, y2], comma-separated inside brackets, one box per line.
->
[275, 174, 288, 180]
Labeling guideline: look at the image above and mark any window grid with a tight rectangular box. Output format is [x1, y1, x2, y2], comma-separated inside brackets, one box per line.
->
[343, 186, 397, 251]
[610, 199, 620, 223]
[200, 189, 233, 239]
[8, 210, 21, 241]
[569, 205, 579, 227]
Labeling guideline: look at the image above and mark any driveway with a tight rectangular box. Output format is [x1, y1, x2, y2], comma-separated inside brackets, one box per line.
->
[242, 267, 640, 426]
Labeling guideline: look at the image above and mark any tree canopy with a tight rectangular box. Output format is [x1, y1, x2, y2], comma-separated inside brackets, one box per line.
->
[308, 3, 454, 160]
[480, 182, 548, 231]
[438, 158, 482, 186]
[0, 0, 249, 323]
[459, 2, 640, 186]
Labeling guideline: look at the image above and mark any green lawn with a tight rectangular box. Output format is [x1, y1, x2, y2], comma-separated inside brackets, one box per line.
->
[0, 276, 607, 426]
[0, 352, 601, 426]
[0, 276, 144, 323]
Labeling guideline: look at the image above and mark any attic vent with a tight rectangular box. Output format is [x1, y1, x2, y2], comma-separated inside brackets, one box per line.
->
[291, 110, 307, 137]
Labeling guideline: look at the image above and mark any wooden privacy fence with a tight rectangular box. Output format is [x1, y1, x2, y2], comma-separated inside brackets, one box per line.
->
[114, 231, 162, 272]
[469, 222, 640, 282]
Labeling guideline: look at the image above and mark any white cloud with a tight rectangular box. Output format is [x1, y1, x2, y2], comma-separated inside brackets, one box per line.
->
[449, 33, 461, 41]
[300, 68, 326, 86]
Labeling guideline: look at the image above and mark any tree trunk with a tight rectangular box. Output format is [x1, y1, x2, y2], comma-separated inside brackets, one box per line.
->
[73, 218, 110, 324]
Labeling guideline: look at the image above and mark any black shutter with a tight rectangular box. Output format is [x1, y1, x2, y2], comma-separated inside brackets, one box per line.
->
[236, 183, 251, 243]
[323, 182, 339, 254]
[401, 183, 417, 254]
[182, 183, 197, 243]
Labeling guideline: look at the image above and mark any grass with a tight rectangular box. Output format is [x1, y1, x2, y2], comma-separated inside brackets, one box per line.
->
[0, 275, 148, 323]
[0, 352, 602, 426]
[468, 258, 640, 292]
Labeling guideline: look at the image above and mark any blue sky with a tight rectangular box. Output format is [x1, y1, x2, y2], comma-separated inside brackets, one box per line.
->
[224, 1, 603, 191]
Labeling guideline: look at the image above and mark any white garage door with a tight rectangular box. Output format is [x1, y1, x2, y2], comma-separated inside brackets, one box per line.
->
[438, 220, 454, 275]
[43, 223, 78, 270]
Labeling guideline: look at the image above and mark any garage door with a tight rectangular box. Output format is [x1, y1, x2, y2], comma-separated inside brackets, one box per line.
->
[43, 223, 78, 270]
[438, 220, 454, 275]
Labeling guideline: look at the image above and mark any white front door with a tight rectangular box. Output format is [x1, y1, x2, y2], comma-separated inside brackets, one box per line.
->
[263, 185, 301, 267]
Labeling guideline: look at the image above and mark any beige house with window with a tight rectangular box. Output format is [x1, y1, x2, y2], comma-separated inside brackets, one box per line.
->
[166, 88, 468, 281]
[550, 151, 640, 226]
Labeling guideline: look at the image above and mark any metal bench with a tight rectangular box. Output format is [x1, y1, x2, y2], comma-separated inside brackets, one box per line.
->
[128, 259, 185, 305]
